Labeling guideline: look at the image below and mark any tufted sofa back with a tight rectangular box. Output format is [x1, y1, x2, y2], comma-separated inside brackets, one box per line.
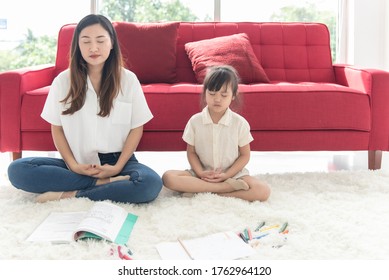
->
[176, 22, 335, 83]
[54, 23, 76, 76]
[54, 22, 335, 83]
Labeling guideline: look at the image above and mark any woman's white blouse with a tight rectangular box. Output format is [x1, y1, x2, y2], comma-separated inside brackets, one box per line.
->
[41, 68, 153, 165]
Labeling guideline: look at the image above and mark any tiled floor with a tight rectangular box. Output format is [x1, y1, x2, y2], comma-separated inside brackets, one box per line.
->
[1, 150, 388, 184]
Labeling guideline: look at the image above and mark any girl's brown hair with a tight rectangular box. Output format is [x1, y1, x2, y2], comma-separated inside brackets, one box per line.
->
[61, 14, 123, 117]
[201, 65, 242, 112]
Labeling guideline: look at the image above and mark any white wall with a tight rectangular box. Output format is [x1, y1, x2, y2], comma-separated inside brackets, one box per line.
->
[346, 0, 388, 70]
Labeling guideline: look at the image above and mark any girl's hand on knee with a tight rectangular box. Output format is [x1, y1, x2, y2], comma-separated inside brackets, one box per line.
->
[200, 170, 227, 183]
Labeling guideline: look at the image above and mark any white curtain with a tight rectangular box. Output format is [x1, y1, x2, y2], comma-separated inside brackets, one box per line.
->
[336, 0, 351, 64]
[91, 0, 98, 14]
[214, 0, 221, 21]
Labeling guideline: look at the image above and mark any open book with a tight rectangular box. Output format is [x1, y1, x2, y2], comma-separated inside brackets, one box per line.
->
[156, 231, 256, 260]
[26, 201, 138, 245]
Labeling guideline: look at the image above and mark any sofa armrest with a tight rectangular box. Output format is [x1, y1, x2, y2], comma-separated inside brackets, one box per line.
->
[333, 64, 389, 150]
[0, 64, 56, 152]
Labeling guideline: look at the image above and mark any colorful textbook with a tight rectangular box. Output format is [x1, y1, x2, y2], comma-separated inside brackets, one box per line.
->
[27, 201, 137, 245]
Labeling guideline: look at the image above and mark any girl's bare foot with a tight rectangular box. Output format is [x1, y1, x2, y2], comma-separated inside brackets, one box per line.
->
[225, 178, 249, 191]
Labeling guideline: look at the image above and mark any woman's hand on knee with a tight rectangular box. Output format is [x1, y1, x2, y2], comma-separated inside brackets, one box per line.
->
[91, 164, 121, 179]
[71, 163, 100, 177]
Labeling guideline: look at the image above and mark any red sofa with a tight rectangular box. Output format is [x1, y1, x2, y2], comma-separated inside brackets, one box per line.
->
[1, 22, 389, 169]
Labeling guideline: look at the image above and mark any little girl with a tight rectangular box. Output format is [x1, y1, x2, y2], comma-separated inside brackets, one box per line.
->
[162, 65, 270, 202]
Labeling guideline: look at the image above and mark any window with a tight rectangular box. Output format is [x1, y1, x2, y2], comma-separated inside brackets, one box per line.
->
[0, 0, 90, 71]
[0, 0, 338, 71]
[97, 0, 337, 60]
[219, 0, 337, 22]
[219, 0, 338, 60]
[97, 0, 213, 22]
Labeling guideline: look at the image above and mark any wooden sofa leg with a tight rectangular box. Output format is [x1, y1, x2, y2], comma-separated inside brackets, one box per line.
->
[11, 152, 22, 161]
[368, 150, 382, 170]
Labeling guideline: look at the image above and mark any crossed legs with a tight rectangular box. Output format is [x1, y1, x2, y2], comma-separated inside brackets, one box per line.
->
[162, 170, 271, 202]
[35, 175, 131, 203]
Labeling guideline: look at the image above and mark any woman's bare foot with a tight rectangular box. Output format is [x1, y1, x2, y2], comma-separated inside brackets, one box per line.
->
[110, 175, 130, 182]
[36, 190, 77, 203]
[96, 175, 131, 186]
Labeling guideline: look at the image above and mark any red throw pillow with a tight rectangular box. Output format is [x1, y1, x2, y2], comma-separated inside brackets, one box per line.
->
[114, 22, 179, 83]
[185, 33, 269, 84]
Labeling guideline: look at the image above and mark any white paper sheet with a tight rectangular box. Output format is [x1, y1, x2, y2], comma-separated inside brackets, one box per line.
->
[156, 231, 256, 260]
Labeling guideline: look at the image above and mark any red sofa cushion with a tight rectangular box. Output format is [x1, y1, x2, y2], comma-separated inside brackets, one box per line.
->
[114, 22, 180, 83]
[185, 33, 269, 84]
[239, 82, 371, 131]
[21, 86, 51, 131]
[140, 82, 371, 133]
[142, 83, 202, 131]
[23, 82, 371, 134]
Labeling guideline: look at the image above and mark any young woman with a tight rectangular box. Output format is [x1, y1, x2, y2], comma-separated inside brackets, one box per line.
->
[162, 65, 271, 202]
[7, 14, 163, 203]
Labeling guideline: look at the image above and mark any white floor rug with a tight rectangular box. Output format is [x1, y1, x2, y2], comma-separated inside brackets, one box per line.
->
[1, 170, 389, 260]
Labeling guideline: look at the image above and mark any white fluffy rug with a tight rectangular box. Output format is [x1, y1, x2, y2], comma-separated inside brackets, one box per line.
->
[1, 169, 389, 260]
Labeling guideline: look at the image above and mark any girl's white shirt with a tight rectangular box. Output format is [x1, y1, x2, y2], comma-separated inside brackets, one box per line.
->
[41, 68, 153, 165]
[183, 106, 253, 178]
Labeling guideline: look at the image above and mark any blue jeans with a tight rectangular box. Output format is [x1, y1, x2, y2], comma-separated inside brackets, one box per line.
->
[7, 153, 163, 203]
